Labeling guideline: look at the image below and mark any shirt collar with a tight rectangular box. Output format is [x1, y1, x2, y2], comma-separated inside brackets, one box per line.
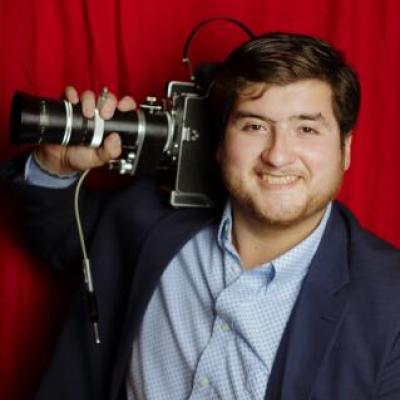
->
[271, 202, 332, 285]
[217, 200, 234, 250]
[217, 200, 332, 284]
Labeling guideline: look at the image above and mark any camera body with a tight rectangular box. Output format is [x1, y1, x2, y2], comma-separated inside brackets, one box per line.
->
[131, 80, 216, 208]
[11, 69, 220, 207]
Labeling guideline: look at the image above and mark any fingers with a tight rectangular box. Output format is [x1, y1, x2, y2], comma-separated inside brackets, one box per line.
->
[96, 133, 122, 163]
[80, 90, 96, 118]
[118, 96, 136, 112]
[59, 86, 129, 171]
[80, 90, 118, 120]
[99, 92, 118, 119]
[65, 86, 79, 104]
[65, 87, 136, 119]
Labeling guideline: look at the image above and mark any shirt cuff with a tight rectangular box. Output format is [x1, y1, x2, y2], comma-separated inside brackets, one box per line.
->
[24, 153, 79, 188]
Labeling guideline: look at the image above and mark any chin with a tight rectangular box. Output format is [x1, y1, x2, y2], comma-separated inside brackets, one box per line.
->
[248, 201, 312, 227]
[234, 188, 333, 228]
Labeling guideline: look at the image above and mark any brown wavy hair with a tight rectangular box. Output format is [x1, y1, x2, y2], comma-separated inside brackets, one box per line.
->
[210, 32, 360, 144]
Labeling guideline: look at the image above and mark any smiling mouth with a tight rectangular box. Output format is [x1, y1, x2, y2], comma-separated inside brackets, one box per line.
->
[258, 174, 301, 185]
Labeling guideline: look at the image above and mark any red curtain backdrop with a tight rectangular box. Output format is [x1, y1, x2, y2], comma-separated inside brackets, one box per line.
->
[1, 0, 400, 398]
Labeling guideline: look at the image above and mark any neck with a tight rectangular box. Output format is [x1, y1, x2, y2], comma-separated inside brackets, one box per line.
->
[231, 204, 328, 269]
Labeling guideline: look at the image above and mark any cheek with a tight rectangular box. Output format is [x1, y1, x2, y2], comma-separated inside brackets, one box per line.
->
[297, 141, 343, 177]
[222, 132, 264, 169]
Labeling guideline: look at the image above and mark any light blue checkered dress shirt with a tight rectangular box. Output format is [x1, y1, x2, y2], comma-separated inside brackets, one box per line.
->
[127, 201, 331, 400]
[24, 155, 331, 399]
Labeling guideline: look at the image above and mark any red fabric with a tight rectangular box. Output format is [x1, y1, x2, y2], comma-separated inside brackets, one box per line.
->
[1, 0, 400, 398]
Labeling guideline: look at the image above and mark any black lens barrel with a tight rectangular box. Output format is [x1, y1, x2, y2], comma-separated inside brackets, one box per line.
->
[10, 91, 170, 151]
[11, 92, 94, 146]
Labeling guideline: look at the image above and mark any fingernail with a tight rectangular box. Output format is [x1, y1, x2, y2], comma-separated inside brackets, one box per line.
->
[101, 107, 113, 119]
[110, 136, 121, 157]
[83, 106, 94, 118]
[109, 134, 121, 148]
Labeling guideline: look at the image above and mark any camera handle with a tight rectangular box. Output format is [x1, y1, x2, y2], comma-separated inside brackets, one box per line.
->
[182, 17, 255, 81]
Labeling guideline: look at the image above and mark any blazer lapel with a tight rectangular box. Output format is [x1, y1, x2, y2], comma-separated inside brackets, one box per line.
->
[110, 207, 216, 400]
[266, 204, 351, 400]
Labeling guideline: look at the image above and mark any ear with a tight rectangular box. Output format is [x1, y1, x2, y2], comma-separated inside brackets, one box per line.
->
[343, 133, 352, 170]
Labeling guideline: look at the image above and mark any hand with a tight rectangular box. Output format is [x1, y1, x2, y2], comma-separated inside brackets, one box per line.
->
[34, 86, 137, 175]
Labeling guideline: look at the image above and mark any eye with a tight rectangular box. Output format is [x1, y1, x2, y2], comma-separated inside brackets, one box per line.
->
[299, 126, 318, 135]
[242, 124, 267, 132]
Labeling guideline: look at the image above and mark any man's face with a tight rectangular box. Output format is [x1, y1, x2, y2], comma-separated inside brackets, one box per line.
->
[218, 79, 352, 227]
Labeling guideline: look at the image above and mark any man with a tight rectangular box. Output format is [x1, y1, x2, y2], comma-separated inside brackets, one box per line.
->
[5, 32, 400, 399]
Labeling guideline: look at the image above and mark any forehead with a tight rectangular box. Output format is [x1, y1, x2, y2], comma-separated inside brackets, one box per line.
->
[234, 79, 336, 123]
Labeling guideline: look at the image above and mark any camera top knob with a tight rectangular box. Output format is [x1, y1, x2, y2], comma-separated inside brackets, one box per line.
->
[141, 96, 163, 113]
[145, 96, 157, 105]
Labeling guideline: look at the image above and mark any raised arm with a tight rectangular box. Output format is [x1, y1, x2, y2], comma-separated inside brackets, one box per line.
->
[3, 87, 137, 270]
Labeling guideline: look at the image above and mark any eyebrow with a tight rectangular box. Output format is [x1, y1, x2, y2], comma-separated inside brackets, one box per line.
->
[231, 111, 275, 124]
[289, 113, 329, 126]
[232, 111, 330, 127]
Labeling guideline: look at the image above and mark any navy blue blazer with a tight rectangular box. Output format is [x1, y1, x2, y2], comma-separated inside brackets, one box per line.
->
[8, 177, 400, 400]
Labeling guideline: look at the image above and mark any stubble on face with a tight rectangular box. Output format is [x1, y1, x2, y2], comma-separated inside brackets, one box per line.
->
[219, 153, 346, 228]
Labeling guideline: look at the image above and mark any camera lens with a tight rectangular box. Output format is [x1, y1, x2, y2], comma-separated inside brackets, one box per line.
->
[11, 92, 96, 146]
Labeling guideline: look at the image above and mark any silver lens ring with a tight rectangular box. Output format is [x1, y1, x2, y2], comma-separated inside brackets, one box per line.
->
[163, 111, 174, 152]
[62, 100, 73, 145]
[131, 109, 146, 173]
[91, 109, 105, 147]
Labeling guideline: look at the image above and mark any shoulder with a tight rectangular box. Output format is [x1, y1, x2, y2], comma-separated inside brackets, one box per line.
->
[100, 178, 175, 234]
[333, 201, 400, 305]
[333, 201, 399, 259]
[102, 178, 219, 240]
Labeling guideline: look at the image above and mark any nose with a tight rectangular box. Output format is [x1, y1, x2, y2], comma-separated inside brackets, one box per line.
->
[260, 131, 296, 167]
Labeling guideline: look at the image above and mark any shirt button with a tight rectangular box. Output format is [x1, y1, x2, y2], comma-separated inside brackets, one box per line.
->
[221, 322, 230, 332]
[198, 376, 209, 388]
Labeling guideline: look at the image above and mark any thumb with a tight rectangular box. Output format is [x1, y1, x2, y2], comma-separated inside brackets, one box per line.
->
[97, 133, 122, 162]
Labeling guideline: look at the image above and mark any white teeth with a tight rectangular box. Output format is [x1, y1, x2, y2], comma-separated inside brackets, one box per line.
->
[260, 174, 299, 184]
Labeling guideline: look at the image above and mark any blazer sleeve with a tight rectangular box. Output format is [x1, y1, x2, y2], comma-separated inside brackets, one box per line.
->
[2, 154, 111, 271]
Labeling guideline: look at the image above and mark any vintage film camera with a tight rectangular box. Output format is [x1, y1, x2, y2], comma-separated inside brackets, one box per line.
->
[11, 71, 217, 207]
[10, 18, 254, 208]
